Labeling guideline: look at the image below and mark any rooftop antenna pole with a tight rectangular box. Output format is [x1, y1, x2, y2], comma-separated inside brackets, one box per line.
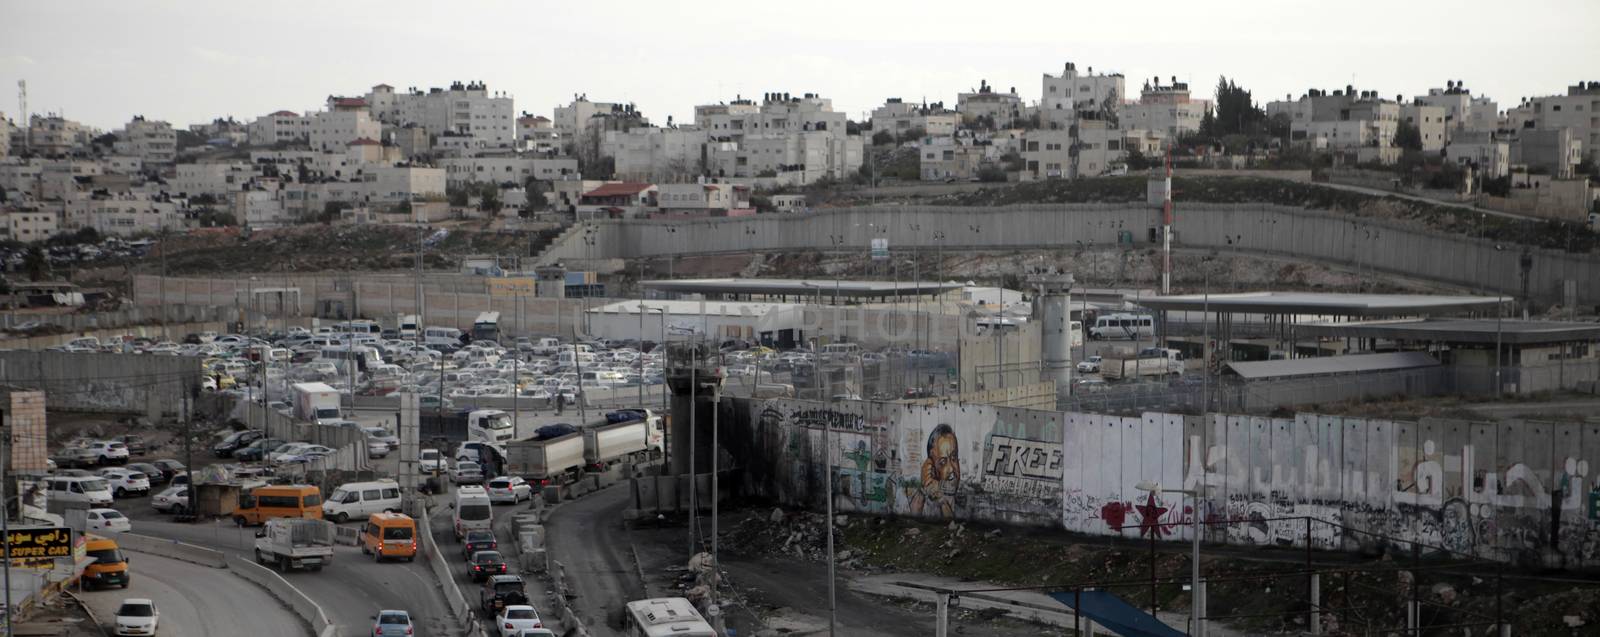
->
[1161, 147, 1174, 295]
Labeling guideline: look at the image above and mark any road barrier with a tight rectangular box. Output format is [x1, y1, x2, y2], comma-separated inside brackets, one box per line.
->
[333, 526, 360, 546]
[417, 504, 486, 637]
[225, 554, 337, 637]
[116, 533, 227, 569]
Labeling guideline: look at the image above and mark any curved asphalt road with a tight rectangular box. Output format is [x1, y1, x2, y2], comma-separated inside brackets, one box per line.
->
[77, 551, 305, 637]
[133, 518, 461, 637]
[543, 484, 643, 637]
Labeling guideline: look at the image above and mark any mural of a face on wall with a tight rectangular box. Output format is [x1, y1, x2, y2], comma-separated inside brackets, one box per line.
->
[910, 424, 960, 518]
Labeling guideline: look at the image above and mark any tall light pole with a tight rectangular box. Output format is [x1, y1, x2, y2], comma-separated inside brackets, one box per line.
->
[1136, 481, 1209, 636]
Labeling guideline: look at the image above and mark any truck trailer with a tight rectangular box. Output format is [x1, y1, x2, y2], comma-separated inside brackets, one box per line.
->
[253, 517, 335, 571]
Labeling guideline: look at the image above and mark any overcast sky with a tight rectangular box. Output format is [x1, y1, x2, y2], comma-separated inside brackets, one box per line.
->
[2, 0, 1596, 131]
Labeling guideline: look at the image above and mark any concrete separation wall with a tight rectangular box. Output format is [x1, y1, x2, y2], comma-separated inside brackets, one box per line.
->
[418, 504, 485, 637]
[726, 397, 1600, 571]
[0, 350, 203, 417]
[534, 203, 1600, 307]
[116, 533, 227, 569]
[226, 554, 336, 637]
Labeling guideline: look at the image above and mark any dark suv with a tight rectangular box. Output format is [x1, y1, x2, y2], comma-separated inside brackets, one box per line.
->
[480, 574, 527, 613]
[233, 438, 287, 463]
[212, 430, 265, 457]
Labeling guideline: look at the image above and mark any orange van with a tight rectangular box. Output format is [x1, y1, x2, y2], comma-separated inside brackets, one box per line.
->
[233, 484, 323, 526]
[360, 512, 417, 562]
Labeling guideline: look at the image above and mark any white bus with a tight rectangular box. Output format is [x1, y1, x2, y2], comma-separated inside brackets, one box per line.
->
[424, 326, 463, 348]
[334, 320, 381, 335]
[318, 345, 383, 373]
[1088, 313, 1155, 340]
[623, 598, 716, 637]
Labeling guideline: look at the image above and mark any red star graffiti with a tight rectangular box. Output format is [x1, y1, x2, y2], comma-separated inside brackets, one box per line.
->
[1134, 493, 1172, 538]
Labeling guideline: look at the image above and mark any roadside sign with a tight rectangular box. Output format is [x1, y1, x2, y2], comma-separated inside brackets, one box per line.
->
[870, 238, 889, 261]
[946, 367, 957, 379]
[487, 277, 537, 297]
[4, 527, 74, 560]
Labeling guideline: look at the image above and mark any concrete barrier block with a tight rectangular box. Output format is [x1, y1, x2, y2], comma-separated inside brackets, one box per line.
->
[521, 549, 546, 573]
[541, 485, 562, 503]
[118, 533, 227, 569]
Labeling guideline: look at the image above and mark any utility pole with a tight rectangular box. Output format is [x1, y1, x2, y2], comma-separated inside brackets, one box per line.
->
[2, 407, 13, 637]
[1161, 148, 1174, 295]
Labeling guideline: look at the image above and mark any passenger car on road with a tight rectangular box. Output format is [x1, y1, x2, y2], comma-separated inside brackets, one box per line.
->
[451, 461, 484, 485]
[485, 476, 532, 504]
[372, 610, 413, 637]
[213, 430, 265, 457]
[233, 438, 287, 463]
[85, 508, 132, 533]
[151, 486, 188, 514]
[85, 441, 130, 465]
[113, 598, 159, 636]
[98, 468, 151, 498]
[461, 530, 497, 560]
[468, 550, 508, 582]
[495, 605, 544, 636]
[480, 574, 528, 613]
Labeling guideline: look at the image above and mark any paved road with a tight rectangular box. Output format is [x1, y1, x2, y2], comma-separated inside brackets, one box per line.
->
[77, 551, 305, 637]
[131, 518, 460, 637]
[544, 484, 644, 637]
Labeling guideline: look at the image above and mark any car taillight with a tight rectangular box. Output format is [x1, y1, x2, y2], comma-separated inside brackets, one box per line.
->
[473, 565, 482, 571]
[373, 625, 380, 635]
[504, 623, 514, 630]
[406, 628, 413, 635]
[499, 564, 506, 571]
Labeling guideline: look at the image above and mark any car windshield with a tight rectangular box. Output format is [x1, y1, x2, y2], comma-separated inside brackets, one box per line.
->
[458, 504, 491, 521]
[116, 603, 154, 617]
[329, 489, 351, 503]
[489, 480, 509, 488]
[506, 608, 536, 619]
[378, 612, 408, 624]
[100, 510, 124, 519]
[89, 548, 124, 564]
[421, 450, 439, 459]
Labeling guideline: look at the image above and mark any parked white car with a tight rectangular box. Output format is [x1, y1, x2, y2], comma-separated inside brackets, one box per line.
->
[97, 468, 151, 498]
[418, 449, 446, 474]
[151, 486, 189, 514]
[85, 508, 133, 533]
[113, 598, 159, 636]
[84, 441, 130, 465]
[1076, 355, 1103, 374]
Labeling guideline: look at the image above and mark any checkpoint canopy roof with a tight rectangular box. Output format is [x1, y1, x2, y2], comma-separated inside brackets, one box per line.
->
[1136, 291, 1508, 317]
[1294, 318, 1600, 346]
[642, 278, 965, 301]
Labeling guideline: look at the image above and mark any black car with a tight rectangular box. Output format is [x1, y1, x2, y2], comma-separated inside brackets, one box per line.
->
[479, 574, 527, 613]
[116, 435, 148, 456]
[467, 550, 507, 582]
[212, 430, 265, 457]
[234, 438, 287, 463]
[151, 459, 186, 483]
[125, 462, 165, 485]
[461, 530, 497, 560]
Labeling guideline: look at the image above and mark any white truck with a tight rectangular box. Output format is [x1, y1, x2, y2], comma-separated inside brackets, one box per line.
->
[397, 314, 419, 339]
[253, 518, 335, 571]
[505, 432, 585, 485]
[582, 409, 664, 468]
[528, 337, 562, 357]
[466, 410, 517, 445]
[1101, 348, 1186, 381]
[291, 382, 342, 424]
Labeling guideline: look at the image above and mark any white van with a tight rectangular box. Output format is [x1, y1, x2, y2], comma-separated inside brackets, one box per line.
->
[821, 342, 861, 362]
[425, 327, 463, 348]
[580, 370, 627, 388]
[1088, 313, 1155, 340]
[321, 480, 402, 524]
[452, 485, 493, 540]
[49, 476, 115, 507]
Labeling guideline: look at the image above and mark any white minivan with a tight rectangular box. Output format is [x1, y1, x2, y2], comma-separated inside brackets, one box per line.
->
[49, 476, 115, 507]
[452, 485, 493, 540]
[321, 480, 403, 524]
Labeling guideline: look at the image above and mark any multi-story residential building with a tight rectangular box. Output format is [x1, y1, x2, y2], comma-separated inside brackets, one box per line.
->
[387, 124, 431, 158]
[438, 156, 579, 188]
[693, 100, 761, 137]
[695, 93, 862, 185]
[248, 110, 310, 146]
[38, 160, 102, 201]
[112, 117, 178, 164]
[604, 126, 708, 181]
[1271, 89, 1402, 163]
[1505, 128, 1583, 179]
[353, 165, 447, 205]
[62, 193, 183, 236]
[173, 161, 258, 199]
[1447, 131, 1512, 179]
[368, 82, 515, 149]
[1120, 78, 1208, 138]
[27, 115, 94, 157]
[231, 189, 289, 228]
[1415, 82, 1500, 139]
[957, 81, 1024, 129]
[1505, 81, 1600, 163]
[309, 99, 382, 152]
[0, 159, 44, 196]
[653, 181, 751, 218]
[1, 208, 59, 241]
[0, 113, 11, 158]
[1020, 129, 1072, 180]
[1040, 63, 1126, 129]
[919, 136, 986, 181]
[554, 96, 625, 140]
[1399, 103, 1448, 153]
[870, 99, 959, 138]
[516, 113, 560, 155]
[1018, 122, 1140, 180]
[101, 156, 143, 175]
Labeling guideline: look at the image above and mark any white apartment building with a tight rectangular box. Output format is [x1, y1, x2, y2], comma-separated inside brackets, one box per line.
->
[0, 116, 10, 158]
[1505, 82, 1600, 163]
[1020, 129, 1072, 180]
[919, 136, 986, 181]
[173, 162, 254, 198]
[604, 127, 708, 181]
[63, 194, 182, 236]
[1040, 63, 1126, 128]
[309, 102, 382, 152]
[1120, 78, 1208, 138]
[1510, 128, 1585, 179]
[693, 100, 762, 136]
[355, 165, 446, 204]
[1272, 89, 1401, 162]
[516, 114, 560, 154]
[2, 209, 59, 241]
[27, 115, 94, 157]
[870, 99, 960, 137]
[1446, 131, 1511, 178]
[957, 82, 1025, 129]
[0, 159, 43, 194]
[1019, 122, 1135, 180]
[113, 117, 177, 164]
[248, 110, 310, 146]
[654, 181, 751, 217]
[369, 82, 515, 149]
[438, 156, 579, 187]
[706, 132, 863, 185]
[1399, 104, 1448, 153]
[39, 160, 103, 201]
[102, 156, 143, 175]
[554, 96, 624, 140]
[231, 189, 290, 228]
[1414, 83, 1500, 139]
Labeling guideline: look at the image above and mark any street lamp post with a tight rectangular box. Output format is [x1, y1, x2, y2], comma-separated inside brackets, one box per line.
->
[1136, 481, 1210, 637]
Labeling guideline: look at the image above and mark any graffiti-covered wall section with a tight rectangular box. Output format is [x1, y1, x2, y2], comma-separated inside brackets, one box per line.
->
[727, 397, 1600, 569]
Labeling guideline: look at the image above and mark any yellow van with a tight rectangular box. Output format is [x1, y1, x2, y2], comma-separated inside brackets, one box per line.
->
[233, 484, 323, 526]
[360, 512, 418, 562]
[81, 534, 130, 590]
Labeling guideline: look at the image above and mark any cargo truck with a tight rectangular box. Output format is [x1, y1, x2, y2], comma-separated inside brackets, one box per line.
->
[504, 431, 585, 485]
[581, 409, 663, 468]
[1100, 349, 1185, 381]
[253, 517, 336, 571]
[422, 409, 516, 444]
[291, 382, 342, 424]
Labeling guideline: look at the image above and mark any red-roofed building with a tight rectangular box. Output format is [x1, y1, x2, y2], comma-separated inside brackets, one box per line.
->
[577, 182, 657, 219]
[328, 96, 369, 111]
